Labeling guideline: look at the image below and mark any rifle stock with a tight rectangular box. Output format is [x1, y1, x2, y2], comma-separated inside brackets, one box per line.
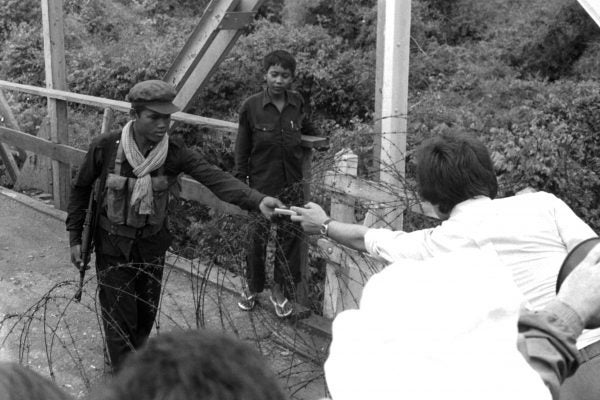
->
[75, 181, 98, 302]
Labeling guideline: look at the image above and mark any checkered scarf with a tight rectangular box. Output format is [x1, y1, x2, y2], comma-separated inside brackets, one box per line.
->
[121, 120, 169, 215]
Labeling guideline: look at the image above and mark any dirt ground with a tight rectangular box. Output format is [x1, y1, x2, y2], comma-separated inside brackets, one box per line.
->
[0, 191, 329, 399]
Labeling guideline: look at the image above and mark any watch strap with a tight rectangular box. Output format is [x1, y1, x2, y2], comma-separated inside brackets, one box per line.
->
[320, 218, 333, 236]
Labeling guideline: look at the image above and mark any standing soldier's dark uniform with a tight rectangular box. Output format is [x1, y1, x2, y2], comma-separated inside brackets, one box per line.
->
[66, 80, 281, 370]
[234, 50, 320, 318]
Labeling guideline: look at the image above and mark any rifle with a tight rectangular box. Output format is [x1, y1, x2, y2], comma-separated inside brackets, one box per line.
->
[75, 180, 99, 302]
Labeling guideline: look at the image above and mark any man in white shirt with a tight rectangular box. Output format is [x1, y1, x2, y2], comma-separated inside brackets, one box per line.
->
[291, 133, 599, 400]
[323, 240, 600, 400]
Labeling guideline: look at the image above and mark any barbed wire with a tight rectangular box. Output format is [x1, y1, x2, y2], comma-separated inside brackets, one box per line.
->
[1, 125, 433, 399]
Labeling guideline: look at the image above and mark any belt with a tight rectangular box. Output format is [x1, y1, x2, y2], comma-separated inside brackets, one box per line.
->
[579, 341, 600, 363]
[98, 215, 163, 239]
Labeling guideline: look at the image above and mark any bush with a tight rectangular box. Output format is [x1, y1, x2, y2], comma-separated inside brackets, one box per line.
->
[0, 22, 44, 85]
[0, 0, 39, 43]
[198, 20, 375, 124]
[486, 81, 600, 230]
[509, 2, 600, 80]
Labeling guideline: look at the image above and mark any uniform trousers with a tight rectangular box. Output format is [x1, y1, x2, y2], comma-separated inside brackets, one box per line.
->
[95, 245, 164, 371]
[245, 214, 303, 300]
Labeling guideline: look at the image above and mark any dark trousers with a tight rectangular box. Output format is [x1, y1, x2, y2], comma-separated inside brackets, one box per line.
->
[95, 247, 164, 371]
[245, 214, 303, 300]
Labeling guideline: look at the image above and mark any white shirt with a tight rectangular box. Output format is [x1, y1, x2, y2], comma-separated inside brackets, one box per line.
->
[325, 250, 552, 400]
[364, 191, 599, 348]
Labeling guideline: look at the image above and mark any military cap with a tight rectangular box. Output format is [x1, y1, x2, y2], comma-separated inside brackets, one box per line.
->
[127, 80, 180, 115]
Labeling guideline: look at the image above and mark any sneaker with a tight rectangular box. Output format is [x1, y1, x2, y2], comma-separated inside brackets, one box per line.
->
[237, 292, 257, 311]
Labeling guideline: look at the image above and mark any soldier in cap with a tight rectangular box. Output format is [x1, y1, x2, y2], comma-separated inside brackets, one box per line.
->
[66, 80, 283, 371]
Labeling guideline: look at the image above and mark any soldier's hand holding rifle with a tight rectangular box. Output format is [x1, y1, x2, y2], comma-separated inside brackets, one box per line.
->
[71, 182, 97, 302]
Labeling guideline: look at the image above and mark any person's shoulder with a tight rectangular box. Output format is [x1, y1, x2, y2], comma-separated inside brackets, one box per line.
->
[514, 190, 558, 202]
[240, 91, 263, 108]
[496, 190, 561, 210]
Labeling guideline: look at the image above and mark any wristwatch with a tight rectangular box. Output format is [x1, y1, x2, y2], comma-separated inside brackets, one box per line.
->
[320, 218, 333, 236]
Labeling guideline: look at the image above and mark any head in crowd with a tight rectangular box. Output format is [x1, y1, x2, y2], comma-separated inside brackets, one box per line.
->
[416, 132, 498, 216]
[0, 361, 72, 400]
[263, 50, 296, 76]
[324, 250, 551, 400]
[92, 329, 287, 400]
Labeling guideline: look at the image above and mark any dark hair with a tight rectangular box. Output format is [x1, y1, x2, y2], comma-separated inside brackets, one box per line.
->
[93, 329, 287, 400]
[0, 362, 72, 400]
[263, 50, 296, 75]
[416, 133, 498, 214]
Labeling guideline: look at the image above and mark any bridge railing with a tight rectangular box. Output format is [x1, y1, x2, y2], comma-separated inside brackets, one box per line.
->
[0, 79, 328, 215]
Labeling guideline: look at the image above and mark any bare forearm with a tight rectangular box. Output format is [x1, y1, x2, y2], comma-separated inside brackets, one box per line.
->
[291, 202, 368, 252]
[326, 220, 368, 252]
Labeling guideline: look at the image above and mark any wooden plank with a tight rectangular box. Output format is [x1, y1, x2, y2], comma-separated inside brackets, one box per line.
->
[0, 91, 21, 131]
[217, 11, 255, 29]
[164, 0, 241, 89]
[578, 0, 600, 27]
[318, 237, 384, 306]
[0, 126, 85, 165]
[100, 108, 114, 136]
[372, 0, 412, 230]
[323, 151, 358, 318]
[323, 171, 400, 203]
[42, 0, 70, 210]
[0, 80, 238, 132]
[0, 91, 22, 183]
[378, 0, 410, 181]
[171, 0, 266, 111]
[13, 120, 52, 193]
[0, 124, 252, 213]
[0, 81, 325, 148]
[0, 140, 18, 183]
[0, 90, 27, 161]
[324, 170, 437, 218]
[372, 0, 385, 173]
[295, 147, 314, 305]
[300, 134, 329, 149]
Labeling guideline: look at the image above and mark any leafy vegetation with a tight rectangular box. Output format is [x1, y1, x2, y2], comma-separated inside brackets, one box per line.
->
[1, 0, 600, 312]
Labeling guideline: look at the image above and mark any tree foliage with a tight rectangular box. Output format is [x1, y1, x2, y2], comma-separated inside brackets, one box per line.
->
[1, 0, 600, 237]
[509, 2, 600, 80]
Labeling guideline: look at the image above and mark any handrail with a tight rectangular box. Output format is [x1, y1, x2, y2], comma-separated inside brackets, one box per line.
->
[0, 80, 328, 215]
[0, 80, 329, 148]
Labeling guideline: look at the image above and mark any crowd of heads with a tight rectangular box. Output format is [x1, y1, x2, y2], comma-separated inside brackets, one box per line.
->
[91, 329, 287, 400]
[0, 329, 287, 400]
[0, 362, 72, 400]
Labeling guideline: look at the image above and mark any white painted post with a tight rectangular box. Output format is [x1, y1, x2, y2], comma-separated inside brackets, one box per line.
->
[373, 0, 411, 230]
[322, 150, 358, 318]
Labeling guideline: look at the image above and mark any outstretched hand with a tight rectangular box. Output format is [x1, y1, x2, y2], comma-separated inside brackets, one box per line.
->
[558, 242, 600, 329]
[290, 202, 329, 234]
[258, 196, 285, 219]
